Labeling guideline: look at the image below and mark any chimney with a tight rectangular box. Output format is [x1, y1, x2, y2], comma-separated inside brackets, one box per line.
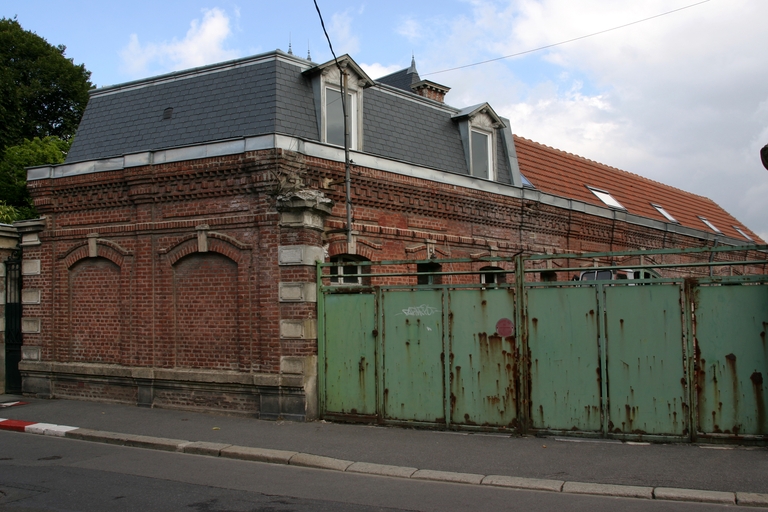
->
[411, 79, 450, 103]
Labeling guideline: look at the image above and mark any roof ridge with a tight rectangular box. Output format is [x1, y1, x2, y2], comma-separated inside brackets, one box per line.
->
[512, 135, 715, 203]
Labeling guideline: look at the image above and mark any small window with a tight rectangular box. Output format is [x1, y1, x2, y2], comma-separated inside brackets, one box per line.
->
[698, 216, 722, 234]
[417, 262, 442, 285]
[651, 203, 678, 223]
[480, 266, 506, 285]
[587, 186, 625, 210]
[325, 87, 357, 149]
[733, 226, 754, 241]
[330, 255, 368, 285]
[470, 130, 492, 179]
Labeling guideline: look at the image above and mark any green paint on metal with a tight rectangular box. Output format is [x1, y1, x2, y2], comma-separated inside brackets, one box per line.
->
[323, 293, 377, 415]
[527, 286, 602, 432]
[604, 284, 687, 436]
[382, 289, 445, 422]
[449, 288, 518, 428]
[695, 284, 768, 436]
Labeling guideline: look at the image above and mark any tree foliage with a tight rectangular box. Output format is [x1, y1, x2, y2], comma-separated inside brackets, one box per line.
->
[0, 17, 92, 152]
[0, 136, 70, 222]
[0, 18, 91, 223]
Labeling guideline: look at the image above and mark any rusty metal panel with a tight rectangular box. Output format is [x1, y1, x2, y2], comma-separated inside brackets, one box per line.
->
[323, 293, 377, 415]
[382, 290, 445, 423]
[604, 284, 687, 436]
[695, 284, 768, 436]
[527, 286, 602, 432]
[449, 288, 518, 428]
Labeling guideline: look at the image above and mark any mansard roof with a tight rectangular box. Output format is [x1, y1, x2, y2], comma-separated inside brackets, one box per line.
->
[58, 50, 761, 244]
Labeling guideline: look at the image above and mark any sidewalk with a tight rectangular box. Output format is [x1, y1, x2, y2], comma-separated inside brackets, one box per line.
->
[2, 394, 767, 506]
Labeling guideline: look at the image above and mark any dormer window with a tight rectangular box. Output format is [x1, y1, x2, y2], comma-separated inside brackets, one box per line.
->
[303, 55, 374, 152]
[453, 103, 504, 182]
[325, 86, 357, 148]
[471, 129, 493, 179]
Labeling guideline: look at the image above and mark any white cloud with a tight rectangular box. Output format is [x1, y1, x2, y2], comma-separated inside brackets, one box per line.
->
[413, 0, 768, 239]
[120, 8, 239, 78]
[327, 10, 360, 55]
[397, 18, 422, 42]
[361, 62, 402, 80]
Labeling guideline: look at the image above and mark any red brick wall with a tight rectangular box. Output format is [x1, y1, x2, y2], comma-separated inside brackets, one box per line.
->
[173, 253, 239, 370]
[24, 147, 763, 387]
[69, 258, 122, 363]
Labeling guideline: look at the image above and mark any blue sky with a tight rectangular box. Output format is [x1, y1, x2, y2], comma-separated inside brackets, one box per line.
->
[4, 0, 768, 240]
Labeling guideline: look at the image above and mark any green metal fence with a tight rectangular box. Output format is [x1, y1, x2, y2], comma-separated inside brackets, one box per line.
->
[317, 245, 768, 442]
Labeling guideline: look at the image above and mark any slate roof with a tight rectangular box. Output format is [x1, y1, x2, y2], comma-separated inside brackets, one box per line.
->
[66, 52, 317, 163]
[515, 136, 764, 243]
[375, 57, 421, 92]
[62, 50, 758, 243]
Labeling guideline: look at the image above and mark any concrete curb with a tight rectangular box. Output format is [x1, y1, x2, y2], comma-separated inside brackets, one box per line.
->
[289, 452, 354, 471]
[220, 445, 297, 464]
[737, 493, 768, 507]
[1, 419, 762, 508]
[563, 482, 654, 500]
[482, 475, 564, 492]
[411, 469, 485, 485]
[654, 487, 735, 505]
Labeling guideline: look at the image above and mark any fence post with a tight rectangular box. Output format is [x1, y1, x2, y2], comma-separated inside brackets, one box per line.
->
[514, 253, 529, 434]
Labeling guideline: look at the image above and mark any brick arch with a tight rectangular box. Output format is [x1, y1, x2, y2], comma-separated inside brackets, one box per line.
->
[165, 235, 247, 267]
[327, 241, 375, 261]
[64, 242, 126, 269]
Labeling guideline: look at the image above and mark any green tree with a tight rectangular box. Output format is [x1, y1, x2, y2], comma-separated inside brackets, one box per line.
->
[0, 18, 91, 223]
[0, 136, 70, 222]
[0, 17, 92, 151]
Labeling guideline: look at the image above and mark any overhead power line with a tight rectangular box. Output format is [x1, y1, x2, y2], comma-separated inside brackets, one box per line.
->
[423, 0, 711, 76]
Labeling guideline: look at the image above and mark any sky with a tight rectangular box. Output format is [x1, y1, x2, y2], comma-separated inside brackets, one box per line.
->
[3, 0, 768, 241]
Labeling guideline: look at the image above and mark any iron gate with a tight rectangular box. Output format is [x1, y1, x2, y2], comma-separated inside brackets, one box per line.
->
[4, 253, 22, 393]
[318, 245, 768, 442]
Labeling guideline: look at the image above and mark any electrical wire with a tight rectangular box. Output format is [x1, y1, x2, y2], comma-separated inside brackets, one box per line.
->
[423, 0, 711, 77]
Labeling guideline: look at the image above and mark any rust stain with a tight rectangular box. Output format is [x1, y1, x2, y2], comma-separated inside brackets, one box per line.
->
[751, 372, 765, 433]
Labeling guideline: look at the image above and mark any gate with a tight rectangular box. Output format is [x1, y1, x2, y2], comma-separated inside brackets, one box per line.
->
[318, 245, 768, 441]
[4, 253, 22, 393]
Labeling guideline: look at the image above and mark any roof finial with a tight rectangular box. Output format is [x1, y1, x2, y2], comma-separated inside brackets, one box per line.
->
[307, 40, 312, 61]
[408, 52, 417, 74]
[288, 33, 293, 55]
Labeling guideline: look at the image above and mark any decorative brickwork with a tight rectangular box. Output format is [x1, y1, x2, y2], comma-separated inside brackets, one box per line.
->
[19, 145, 764, 419]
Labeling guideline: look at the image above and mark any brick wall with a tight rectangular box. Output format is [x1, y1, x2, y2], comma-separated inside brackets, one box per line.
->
[18, 147, 762, 416]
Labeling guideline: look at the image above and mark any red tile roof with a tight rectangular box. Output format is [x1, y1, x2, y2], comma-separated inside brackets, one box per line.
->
[514, 135, 764, 244]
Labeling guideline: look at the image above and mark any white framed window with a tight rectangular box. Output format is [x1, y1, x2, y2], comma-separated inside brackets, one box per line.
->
[698, 216, 722, 234]
[330, 255, 368, 285]
[587, 186, 625, 210]
[470, 129, 493, 180]
[325, 86, 357, 149]
[651, 203, 678, 223]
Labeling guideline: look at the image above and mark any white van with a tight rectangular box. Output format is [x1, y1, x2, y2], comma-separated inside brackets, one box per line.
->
[578, 268, 659, 281]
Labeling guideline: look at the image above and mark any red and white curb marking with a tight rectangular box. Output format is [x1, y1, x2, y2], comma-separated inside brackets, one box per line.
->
[0, 419, 77, 437]
[0, 401, 28, 408]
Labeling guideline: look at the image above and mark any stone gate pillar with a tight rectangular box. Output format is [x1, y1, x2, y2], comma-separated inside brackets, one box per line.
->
[275, 191, 332, 420]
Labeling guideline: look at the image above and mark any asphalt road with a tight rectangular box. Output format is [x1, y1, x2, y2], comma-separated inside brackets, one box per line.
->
[0, 430, 761, 512]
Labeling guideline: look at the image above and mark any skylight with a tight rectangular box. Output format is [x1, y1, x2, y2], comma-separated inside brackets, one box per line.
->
[587, 186, 625, 210]
[651, 203, 678, 223]
[698, 216, 722, 234]
[733, 226, 754, 241]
